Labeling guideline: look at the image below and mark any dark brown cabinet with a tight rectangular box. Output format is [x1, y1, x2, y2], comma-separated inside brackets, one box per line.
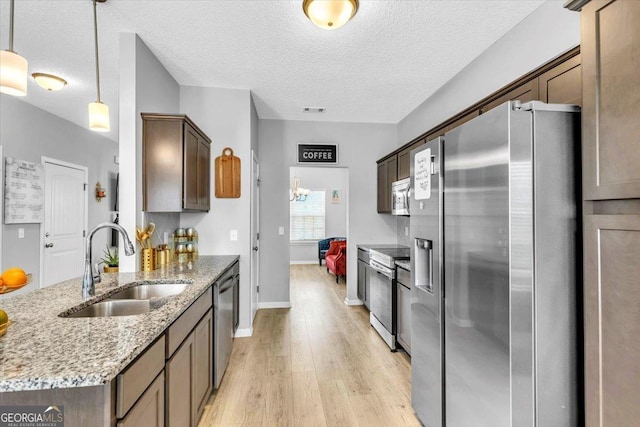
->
[377, 155, 397, 213]
[538, 54, 582, 106]
[584, 214, 640, 427]
[580, 0, 640, 201]
[397, 138, 426, 180]
[142, 114, 212, 212]
[480, 79, 539, 114]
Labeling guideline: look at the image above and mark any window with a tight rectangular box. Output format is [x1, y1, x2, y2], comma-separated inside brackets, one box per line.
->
[290, 190, 325, 241]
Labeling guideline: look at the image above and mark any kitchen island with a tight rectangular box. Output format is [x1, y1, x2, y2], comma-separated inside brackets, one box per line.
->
[0, 255, 239, 426]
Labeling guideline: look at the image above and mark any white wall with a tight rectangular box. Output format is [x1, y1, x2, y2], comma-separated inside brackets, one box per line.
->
[398, 0, 580, 145]
[289, 166, 348, 263]
[258, 119, 397, 305]
[118, 33, 180, 271]
[0, 95, 117, 294]
[179, 86, 254, 332]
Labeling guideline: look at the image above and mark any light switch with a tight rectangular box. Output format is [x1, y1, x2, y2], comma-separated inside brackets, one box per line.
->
[18, 228, 24, 239]
[405, 227, 409, 237]
[230, 230, 238, 241]
[278, 226, 285, 235]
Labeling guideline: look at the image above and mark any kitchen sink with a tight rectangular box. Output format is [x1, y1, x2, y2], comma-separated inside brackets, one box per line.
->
[107, 283, 190, 300]
[63, 300, 151, 318]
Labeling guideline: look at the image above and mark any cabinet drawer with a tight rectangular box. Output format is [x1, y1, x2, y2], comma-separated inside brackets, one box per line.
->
[166, 288, 212, 358]
[116, 336, 165, 419]
[117, 371, 164, 427]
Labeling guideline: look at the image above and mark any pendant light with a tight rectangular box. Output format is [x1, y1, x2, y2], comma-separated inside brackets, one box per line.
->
[0, 0, 28, 96]
[302, 0, 359, 30]
[88, 0, 109, 132]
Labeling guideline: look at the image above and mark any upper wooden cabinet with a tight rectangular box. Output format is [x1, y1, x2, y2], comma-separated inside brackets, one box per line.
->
[480, 79, 539, 114]
[377, 155, 397, 213]
[142, 114, 212, 212]
[539, 54, 582, 106]
[580, 0, 640, 200]
[397, 138, 426, 180]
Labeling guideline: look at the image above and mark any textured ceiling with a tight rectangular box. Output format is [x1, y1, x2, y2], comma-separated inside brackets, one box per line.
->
[0, 0, 545, 142]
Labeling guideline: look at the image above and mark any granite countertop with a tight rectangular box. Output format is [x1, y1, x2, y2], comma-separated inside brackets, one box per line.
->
[0, 255, 238, 393]
[395, 260, 411, 271]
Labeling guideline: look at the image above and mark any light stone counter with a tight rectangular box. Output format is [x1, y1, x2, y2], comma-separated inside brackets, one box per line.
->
[0, 255, 238, 392]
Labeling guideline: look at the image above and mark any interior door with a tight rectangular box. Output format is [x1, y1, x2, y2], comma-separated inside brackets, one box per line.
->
[250, 151, 260, 323]
[43, 161, 86, 287]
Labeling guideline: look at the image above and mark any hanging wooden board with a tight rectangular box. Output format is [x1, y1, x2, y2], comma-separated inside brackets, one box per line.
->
[215, 147, 241, 198]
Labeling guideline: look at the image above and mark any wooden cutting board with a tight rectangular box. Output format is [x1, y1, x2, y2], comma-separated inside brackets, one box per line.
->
[215, 147, 241, 198]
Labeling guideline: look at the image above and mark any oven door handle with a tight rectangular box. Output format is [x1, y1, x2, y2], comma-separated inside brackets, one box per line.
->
[369, 260, 394, 280]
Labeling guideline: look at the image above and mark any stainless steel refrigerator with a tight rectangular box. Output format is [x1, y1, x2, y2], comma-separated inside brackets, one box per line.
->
[410, 101, 580, 427]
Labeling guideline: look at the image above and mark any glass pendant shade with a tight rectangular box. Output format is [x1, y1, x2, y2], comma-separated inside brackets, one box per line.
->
[0, 50, 28, 96]
[303, 0, 358, 30]
[32, 73, 67, 91]
[89, 101, 110, 132]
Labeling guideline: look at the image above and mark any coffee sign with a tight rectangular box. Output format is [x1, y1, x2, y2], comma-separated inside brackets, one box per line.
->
[297, 144, 338, 164]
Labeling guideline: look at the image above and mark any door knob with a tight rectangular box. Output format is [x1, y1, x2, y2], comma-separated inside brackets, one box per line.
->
[45, 243, 54, 248]
[253, 246, 259, 251]
[45, 232, 50, 237]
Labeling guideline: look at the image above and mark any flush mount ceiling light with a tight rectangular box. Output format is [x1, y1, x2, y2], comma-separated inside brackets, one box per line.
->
[302, 0, 359, 30]
[88, 0, 110, 132]
[0, 0, 29, 96]
[32, 73, 67, 91]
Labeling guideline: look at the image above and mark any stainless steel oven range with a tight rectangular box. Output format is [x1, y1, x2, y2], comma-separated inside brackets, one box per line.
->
[367, 246, 409, 350]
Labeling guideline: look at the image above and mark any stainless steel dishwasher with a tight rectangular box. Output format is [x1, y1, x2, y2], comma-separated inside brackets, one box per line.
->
[214, 262, 238, 389]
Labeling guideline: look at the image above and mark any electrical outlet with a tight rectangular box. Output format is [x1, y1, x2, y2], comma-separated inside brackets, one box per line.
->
[230, 230, 238, 241]
[18, 228, 24, 239]
[405, 226, 409, 236]
[278, 226, 284, 235]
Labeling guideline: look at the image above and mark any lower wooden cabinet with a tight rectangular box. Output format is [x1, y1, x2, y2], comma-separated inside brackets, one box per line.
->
[584, 214, 640, 426]
[117, 372, 165, 427]
[166, 309, 213, 427]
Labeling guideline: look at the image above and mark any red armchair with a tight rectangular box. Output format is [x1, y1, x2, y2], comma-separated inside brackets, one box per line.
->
[325, 240, 347, 283]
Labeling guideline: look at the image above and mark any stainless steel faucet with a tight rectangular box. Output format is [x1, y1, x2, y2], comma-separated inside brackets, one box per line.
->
[82, 222, 135, 299]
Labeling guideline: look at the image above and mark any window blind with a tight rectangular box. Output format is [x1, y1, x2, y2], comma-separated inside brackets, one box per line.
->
[290, 190, 325, 241]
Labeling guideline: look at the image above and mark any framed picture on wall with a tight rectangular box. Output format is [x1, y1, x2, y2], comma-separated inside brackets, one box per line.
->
[331, 189, 341, 204]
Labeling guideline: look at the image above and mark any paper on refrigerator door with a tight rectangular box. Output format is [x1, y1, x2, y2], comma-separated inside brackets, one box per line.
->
[414, 148, 431, 200]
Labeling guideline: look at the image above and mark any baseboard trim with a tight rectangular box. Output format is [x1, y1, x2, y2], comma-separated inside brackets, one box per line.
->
[344, 298, 364, 306]
[258, 301, 292, 309]
[234, 327, 253, 338]
[289, 260, 319, 265]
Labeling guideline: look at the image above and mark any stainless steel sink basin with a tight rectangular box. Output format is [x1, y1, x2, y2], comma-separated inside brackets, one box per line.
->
[64, 300, 151, 318]
[107, 283, 190, 300]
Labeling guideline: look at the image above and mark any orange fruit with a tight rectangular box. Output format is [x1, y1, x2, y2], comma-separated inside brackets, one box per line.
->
[1, 268, 27, 289]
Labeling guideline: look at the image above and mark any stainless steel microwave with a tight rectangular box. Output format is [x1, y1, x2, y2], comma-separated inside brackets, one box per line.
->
[391, 178, 410, 216]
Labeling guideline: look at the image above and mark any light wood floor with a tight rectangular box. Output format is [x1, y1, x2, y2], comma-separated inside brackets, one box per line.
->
[198, 264, 420, 427]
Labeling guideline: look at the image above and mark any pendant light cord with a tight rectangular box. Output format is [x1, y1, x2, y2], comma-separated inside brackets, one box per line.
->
[8, 0, 15, 52]
[93, 0, 102, 103]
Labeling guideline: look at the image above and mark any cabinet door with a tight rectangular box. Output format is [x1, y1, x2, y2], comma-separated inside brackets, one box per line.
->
[117, 372, 165, 427]
[183, 124, 200, 210]
[582, 0, 640, 200]
[396, 284, 411, 355]
[377, 161, 388, 213]
[194, 310, 213, 421]
[584, 215, 640, 427]
[197, 138, 210, 210]
[444, 110, 480, 133]
[398, 139, 426, 180]
[357, 260, 367, 305]
[166, 333, 195, 427]
[480, 79, 539, 114]
[538, 54, 582, 106]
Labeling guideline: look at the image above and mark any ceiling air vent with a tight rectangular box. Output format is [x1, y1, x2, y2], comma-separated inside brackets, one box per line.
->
[303, 107, 325, 113]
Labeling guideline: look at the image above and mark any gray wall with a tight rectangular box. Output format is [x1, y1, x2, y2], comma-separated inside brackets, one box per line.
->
[289, 166, 348, 263]
[0, 95, 118, 295]
[119, 33, 180, 271]
[258, 119, 397, 304]
[179, 86, 254, 332]
[397, 0, 580, 145]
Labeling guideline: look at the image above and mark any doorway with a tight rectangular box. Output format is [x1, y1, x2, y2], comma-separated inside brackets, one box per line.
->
[250, 150, 260, 324]
[288, 166, 349, 295]
[40, 157, 88, 288]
